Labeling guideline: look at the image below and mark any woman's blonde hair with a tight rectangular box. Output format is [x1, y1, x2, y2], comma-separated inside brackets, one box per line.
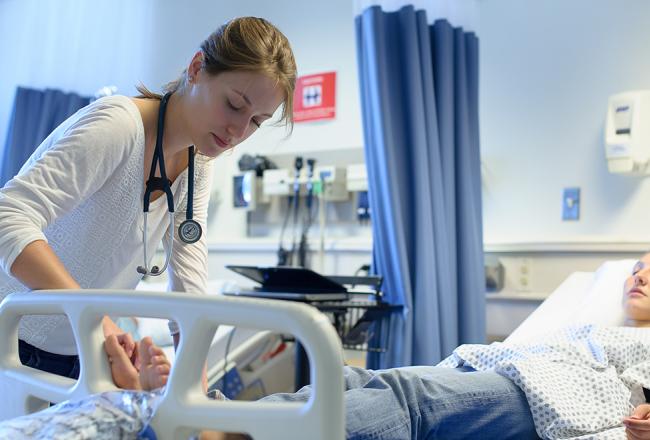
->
[137, 17, 297, 130]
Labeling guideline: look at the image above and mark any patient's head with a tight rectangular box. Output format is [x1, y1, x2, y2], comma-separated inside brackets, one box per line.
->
[624, 252, 650, 326]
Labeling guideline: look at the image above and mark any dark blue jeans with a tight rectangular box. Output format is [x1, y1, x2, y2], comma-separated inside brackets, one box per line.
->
[19, 339, 80, 379]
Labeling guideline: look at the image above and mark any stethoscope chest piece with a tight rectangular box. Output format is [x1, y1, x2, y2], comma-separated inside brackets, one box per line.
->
[179, 219, 202, 244]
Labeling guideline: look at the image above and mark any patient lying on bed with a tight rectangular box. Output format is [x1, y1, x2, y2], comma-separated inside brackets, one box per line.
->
[106, 253, 650, 440]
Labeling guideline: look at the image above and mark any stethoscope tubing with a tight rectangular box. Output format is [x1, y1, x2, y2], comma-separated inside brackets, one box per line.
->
[137, 92, 201, 276]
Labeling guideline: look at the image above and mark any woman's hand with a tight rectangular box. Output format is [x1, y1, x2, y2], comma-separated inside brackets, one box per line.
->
[105, 334, 141, 390]
[116, 332, 140, 370]
[624, 404, 650, 439]
[102, 316, 139, 370]
[105, 335, 170, 391]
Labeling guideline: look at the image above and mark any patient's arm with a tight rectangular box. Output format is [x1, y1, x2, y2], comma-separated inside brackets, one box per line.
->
[623, 403, 650, 439]
[105, 335, 170, 390]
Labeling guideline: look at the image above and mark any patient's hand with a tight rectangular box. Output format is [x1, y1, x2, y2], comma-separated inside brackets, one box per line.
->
[105, 335, 171, 391]
[624, 403, 650, 439]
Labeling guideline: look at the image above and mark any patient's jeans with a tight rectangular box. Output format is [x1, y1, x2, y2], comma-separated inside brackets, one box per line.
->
[260, 365, 539, 440]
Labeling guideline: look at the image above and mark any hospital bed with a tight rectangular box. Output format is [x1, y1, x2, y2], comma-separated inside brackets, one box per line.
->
[0, 289, 345, 439]
[0, 258, 638, 438]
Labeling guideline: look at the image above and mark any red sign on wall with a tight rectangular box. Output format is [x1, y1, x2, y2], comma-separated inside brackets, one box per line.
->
[293, 71, 336, 123]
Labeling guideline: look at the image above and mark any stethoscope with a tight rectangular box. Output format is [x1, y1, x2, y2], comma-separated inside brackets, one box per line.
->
[136, 92, 202, 276]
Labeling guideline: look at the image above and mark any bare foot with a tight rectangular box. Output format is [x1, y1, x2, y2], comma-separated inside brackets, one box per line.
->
[105, 334, 140, 390]
[138, 336, 171, 391]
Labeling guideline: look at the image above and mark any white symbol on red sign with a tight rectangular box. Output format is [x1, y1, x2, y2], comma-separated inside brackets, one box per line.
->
[303, 85, 322, 108]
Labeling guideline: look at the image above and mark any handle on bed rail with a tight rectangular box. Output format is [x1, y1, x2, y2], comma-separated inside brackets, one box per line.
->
[0, 289, 345, 440]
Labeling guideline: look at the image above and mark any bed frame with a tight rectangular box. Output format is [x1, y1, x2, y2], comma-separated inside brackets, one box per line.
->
[0, 289, 345, 439]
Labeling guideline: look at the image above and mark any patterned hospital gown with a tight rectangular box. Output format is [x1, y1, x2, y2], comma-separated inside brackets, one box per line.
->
[439, 325, 650, 439]
[0, 389, 162, 439]
[0, 387, 227, 439]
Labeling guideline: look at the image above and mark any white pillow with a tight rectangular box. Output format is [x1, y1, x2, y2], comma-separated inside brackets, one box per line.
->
[505, 258, 638, 344]
[572, 259, 637, 327]
[505, 272, 593, 343]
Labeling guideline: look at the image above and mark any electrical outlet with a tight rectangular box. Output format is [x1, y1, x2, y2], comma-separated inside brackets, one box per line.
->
[562, 187, 580, 221]
[515, 258, 531, 292]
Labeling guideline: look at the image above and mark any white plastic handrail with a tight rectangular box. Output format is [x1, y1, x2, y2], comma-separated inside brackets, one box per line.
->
[0, 290, 345, 439]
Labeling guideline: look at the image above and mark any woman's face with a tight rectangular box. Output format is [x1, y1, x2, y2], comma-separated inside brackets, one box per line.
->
[184, 59, 285, 158]
[623, 252, 650, 321]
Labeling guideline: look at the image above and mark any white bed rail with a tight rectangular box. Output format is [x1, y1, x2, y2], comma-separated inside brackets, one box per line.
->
[0, 290, 345, 439]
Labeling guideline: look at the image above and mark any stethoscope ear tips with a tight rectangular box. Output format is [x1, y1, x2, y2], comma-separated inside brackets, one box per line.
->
[136, 265, 160, 275]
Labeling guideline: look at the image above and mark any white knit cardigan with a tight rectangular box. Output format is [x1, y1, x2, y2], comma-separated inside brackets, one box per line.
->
[0, 96, 212, 354]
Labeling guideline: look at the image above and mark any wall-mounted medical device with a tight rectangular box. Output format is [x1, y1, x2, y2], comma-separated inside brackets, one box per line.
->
[233, 171, 265, 210]
[605, 90, 650, 175]
[318, 166, 348, 201]
[262, 169, 292, 196]
[346, 163, 368, 192]
[262, 166, 348, 201]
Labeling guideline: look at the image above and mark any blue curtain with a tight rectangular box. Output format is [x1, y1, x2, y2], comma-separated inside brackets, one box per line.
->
[356, 5, 485, 368]
[1, 87, 91, 186]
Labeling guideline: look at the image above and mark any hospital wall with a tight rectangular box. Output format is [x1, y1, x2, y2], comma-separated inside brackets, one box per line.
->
[479, 0, 650, 245]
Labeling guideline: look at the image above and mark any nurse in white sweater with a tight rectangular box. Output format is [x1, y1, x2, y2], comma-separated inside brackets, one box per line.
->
[0, 17, 296, 378]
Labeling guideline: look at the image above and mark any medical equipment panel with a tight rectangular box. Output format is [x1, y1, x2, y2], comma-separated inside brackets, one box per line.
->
[346, 163, 368, 192]
[605, 90, 650, 175]
[233, 171, 266, 210]
[262, 168, 292, 196]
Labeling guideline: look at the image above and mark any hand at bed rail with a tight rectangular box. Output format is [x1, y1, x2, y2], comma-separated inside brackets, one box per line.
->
[105, 335, 170, 391]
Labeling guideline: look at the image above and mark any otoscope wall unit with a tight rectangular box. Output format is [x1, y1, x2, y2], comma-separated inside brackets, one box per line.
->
[236, 149, 372, 242]
[262, 166, 349, 201]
